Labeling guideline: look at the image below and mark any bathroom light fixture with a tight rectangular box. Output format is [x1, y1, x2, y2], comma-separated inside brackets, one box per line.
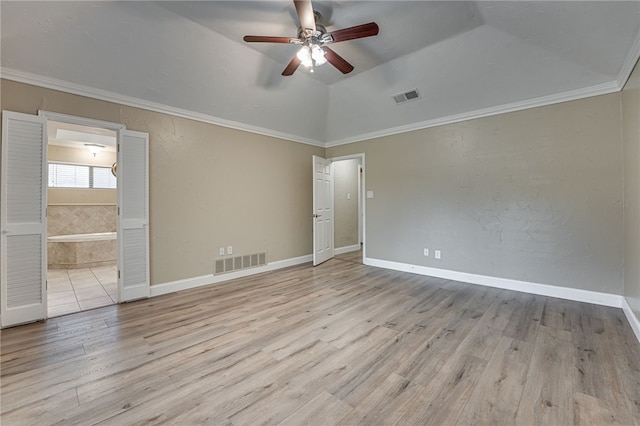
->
[84, 143, 104, 157]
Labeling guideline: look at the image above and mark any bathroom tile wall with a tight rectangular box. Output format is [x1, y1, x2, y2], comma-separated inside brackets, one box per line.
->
[48, 205, 116, 236]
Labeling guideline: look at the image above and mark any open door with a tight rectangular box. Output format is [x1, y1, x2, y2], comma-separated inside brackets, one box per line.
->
[117, 129, 150, 301]
[1, 111, 47, 327]
[313, 155, 334, 266]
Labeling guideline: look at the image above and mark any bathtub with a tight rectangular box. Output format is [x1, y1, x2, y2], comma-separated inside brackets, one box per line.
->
[48, 232, 117, 269]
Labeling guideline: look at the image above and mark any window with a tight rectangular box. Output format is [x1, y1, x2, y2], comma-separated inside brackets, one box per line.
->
[48, 163, 116, 188]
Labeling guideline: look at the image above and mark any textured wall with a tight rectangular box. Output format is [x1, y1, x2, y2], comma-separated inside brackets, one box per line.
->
[333, 159, 360, 249]
[328, 93, 624, 294]
[623, 59, 640, 322]
[2, 79, 324, 285]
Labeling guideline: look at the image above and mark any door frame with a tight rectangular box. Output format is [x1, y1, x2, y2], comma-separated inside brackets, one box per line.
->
[328, 153, 366, 262]
[39, 110, 125, 304]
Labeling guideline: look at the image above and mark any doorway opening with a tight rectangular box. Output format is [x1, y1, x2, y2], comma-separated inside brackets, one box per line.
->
[46, 120, 118, 317]
[330, 154, 365, 264]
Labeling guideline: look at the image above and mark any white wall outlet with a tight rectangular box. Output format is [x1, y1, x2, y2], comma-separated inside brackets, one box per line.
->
[219, 247, 225, 256]
[367, 191, 374, 199]
[423, 248, 429, 256]
[227, 245, 233, 255]
[435, 250, 441, 259]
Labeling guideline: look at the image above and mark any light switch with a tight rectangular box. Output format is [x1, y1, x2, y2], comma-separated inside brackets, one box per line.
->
[347, 193, 351, 200]
[367, 191, 374, 199]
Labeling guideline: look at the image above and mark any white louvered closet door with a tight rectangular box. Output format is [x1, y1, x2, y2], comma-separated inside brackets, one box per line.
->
[1, 111, 47, 327]
[117, 129, 150, 302]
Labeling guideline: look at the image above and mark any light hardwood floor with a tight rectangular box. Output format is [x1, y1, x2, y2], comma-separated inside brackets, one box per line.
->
[2, 257, 640, 425]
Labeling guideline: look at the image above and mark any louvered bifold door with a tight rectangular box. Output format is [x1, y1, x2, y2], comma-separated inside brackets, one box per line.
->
[117, 129, 149, 302]
[1, 111, 47, 327]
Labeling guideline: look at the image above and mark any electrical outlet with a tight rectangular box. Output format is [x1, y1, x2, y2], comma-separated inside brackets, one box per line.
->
[435, 250, 441, 259]
[227, 245, 233, 255]
[219, 247, 225, 256]
[423, 248, 429, 256]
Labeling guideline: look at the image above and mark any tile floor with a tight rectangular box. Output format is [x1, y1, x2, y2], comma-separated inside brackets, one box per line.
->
[47, 265, 118, 318]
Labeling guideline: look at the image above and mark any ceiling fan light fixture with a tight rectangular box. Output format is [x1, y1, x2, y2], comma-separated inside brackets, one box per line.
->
[296, 45, 313, 67]
[311, 44, 326, 65]
[244, 0, 379, 76]
[297, 43, 326, 69]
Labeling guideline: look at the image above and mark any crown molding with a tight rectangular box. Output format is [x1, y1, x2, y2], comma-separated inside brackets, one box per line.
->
[325, 80, 621, 147]
[617, 31, 640, 89]
[0, 68, 325, 148]
[0, 67, 628, 150]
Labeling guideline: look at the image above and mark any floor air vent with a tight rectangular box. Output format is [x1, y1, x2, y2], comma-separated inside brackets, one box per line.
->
[393, 89, 421, 104]
[214, 252, 267, 275]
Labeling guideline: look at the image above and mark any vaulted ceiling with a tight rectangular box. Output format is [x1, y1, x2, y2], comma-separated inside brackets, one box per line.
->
[2, 1, 639, 146]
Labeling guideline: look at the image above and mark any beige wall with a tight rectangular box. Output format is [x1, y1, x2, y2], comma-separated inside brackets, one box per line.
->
[623, 59, 640, 323]
[0, 78, 632, 297]
[47, 145, 117, 205]
[1, 79, 324, 285]
[328, 93, 624, 294]
[333, 159, 360, 248]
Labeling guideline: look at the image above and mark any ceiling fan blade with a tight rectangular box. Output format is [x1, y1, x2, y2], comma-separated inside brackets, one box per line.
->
[328, 22, 379, 43]
[294, 0, 316, 34]
[322, 47, 354, 74]
[282, 56, 302, 76]
[243, 35, 299, 44]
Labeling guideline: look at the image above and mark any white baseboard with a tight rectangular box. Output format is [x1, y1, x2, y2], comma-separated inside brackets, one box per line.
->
[621, 297, 640, 344]
[334, 244, 361, 255]
[150, 254, 312, 297]
[364, 257, 622, 308]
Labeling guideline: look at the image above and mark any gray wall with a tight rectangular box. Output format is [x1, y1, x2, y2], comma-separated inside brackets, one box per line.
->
[333, 159, 360, 249]
[328, 93, 624, 294]
[623, 59, 640, 321]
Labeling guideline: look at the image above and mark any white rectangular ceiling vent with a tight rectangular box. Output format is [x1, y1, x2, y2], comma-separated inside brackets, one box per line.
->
[393, 89, 421, 105]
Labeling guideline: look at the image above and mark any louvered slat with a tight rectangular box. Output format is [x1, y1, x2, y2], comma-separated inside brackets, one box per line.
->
[1, 111, 47, 327]
[118, 130, 149, 301]
[6, 121, 43, 224]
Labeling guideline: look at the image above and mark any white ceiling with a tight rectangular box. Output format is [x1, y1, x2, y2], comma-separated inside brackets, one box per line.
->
[2, 1, 639, 146]
[48, 121, 117, 152]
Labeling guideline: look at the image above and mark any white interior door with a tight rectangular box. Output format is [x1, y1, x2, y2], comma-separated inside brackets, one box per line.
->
[117, 129, 150, 301]
[313, 155, 334, 266]
[1, 111, 47, 327]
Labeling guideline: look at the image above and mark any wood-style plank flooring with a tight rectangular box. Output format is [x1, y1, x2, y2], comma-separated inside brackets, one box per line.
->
[2, 255, 640, 425]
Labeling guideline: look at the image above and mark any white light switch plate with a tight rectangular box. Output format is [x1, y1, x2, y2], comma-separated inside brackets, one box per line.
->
[367, 191, 374, 199]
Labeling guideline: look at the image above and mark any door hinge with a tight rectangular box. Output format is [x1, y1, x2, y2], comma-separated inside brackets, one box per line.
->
[117, 207, 120, 215]
[117, 144, 120, 152]
[118, 270, 121, 279]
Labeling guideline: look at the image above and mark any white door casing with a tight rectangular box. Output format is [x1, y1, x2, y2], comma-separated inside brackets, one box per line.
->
[117, 129, 150, 301]
[1, 111, 47, 327]
[313, 155, 334, 266]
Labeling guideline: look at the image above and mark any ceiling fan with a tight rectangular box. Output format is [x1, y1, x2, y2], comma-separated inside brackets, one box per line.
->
[243, 0, 379, 76]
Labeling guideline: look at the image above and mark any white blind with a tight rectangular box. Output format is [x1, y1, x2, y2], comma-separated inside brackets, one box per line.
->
[48, 163, 116, 188]
[48, 163, 89, 188]
[93, 166, 117, 188]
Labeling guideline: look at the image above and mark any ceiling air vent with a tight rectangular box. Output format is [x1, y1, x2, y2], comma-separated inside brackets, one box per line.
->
[393, 89, 421, 104]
